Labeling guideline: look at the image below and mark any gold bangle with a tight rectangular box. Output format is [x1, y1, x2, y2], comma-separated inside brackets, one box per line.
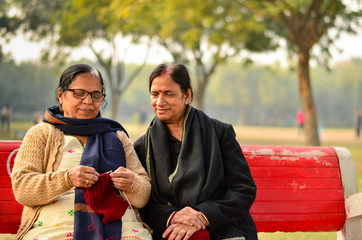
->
[199, 211, 210, 226]
[65, 170, 74, 188]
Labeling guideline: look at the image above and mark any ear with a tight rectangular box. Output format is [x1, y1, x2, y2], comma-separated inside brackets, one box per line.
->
[184, 88, 192, 104]
[57, 89, 64, 105]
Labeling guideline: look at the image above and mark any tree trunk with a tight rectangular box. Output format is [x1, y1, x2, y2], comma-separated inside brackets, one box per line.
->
[192, 54, 218, 110]
[110, 88, 121, 120]
[193, 81, 206, 110]
[298, 49, 320, 146]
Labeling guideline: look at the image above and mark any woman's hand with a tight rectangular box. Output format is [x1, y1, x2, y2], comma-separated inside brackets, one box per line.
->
[163, 223, 198, 240]
[110, 166, 135, 191]
[67, 166, 99, 188]
[171, 207, 208, 231]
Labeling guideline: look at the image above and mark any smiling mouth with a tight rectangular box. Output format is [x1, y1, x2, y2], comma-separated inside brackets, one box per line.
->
[80, 109, 93, 113]
[156, 110, 169, 115]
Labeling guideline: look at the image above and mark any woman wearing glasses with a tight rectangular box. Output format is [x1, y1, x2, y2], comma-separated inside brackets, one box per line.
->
[11, 64, 152, 240]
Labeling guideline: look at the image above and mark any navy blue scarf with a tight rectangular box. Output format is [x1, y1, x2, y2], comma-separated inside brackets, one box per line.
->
[43, 106, 128, 240]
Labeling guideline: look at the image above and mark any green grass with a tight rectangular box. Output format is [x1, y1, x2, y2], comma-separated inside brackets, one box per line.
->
[1, 122, 361, 240]
[0, 121, 33, 140]
[0, 235, 15, 240]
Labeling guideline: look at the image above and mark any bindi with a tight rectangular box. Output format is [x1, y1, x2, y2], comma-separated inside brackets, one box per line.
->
[162, 68, 168, 75]
[158, 90, 162, 93]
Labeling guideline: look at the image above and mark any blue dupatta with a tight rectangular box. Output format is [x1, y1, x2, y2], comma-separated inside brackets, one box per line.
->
[43, 106, 128, 240]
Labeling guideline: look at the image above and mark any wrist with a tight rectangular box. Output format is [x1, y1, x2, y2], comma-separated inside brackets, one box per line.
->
[65, 170, 74, 188]
[199, 211, 210, 227]
[166, 210, 178, 227]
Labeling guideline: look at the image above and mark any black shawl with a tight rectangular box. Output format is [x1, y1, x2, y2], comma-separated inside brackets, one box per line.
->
[134, 106, 258, 240]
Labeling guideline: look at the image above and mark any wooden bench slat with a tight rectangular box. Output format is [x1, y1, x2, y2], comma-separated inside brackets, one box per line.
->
[0, 141, 22, 151]
[0, 224, 19, 234]
[0, 176, 12, 188]
[0, 152, 18, 159]
[0, 201, 23, 213]
[0, 151, 19, 175]
[253, 213, 345, 221]
[253, 178, 342, 190]
[0, 152, 17, 160]
[256, 189, 344, 201]
[241, 145, 337, 156]
[254, 213, 345, 232]
[0, 188, 17, 201]
[251, 201, 345, 214]
[0, 213, 22, 223]
[246, 156, 340, 168]
[250, 166, 341, 178]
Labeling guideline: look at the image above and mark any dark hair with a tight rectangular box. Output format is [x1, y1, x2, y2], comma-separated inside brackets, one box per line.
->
[56, 64, 106, 103]
[149, 62, 193, 101]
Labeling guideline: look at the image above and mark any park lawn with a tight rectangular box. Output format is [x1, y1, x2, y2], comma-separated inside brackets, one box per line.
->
[1, 122, 361, 240]
[0, 122, 33, 140]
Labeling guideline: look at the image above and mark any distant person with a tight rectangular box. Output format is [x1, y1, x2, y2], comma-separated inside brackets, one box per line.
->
[33, 111, 43, 125]
[15, 130, 25, 140]
[139, 105, 147, 125]
[1, 104, 11, 134]
[296, 110, 304, 136]
[354, 109, 361, 140]
[134, 62, 257, 240]
[318, 122, 323, 140]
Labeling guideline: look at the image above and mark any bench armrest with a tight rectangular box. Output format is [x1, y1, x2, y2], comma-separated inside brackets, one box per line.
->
[345, 192, 362, 219]
[334, 147, 361, 240]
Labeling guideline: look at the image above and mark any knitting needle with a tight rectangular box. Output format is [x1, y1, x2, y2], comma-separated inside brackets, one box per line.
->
[45, 170, 113, 204]
[45, 189, 73, 204]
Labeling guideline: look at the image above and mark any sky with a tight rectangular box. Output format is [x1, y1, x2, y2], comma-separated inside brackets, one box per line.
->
[2, 29, 362, 66]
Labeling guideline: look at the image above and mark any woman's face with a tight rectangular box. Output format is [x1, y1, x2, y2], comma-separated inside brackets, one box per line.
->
[150, 75, 191, 125]
[58, 73, 103, 119]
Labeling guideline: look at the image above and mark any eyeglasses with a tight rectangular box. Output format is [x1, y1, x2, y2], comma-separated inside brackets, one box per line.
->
[66, 88, 106, 102]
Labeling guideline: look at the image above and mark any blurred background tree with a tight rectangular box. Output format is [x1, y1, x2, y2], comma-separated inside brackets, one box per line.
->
[0, 0, 21, 62]
[1, 0, 361, 146]
[234, 0, 361, 145]
[2, 59, 361, 130]
[10, 0, 151, 119]
[127, 0, 277, 109]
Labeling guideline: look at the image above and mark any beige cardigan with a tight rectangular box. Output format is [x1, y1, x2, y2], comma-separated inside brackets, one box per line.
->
[11, 122, 151, 239]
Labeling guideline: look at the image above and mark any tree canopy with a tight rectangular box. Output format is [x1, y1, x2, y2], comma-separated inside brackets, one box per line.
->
[0, 0, 21, 61]
[235, 0, 361, 145]
[9, 0, 152, 119]
[115, 0, 277, 109]
[2, 0, 361, 148]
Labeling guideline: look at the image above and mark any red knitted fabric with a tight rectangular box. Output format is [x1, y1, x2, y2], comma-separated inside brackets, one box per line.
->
[82, 172, 129, 224]
[190, 230, 209, 240]
[167, 229, 209, 240]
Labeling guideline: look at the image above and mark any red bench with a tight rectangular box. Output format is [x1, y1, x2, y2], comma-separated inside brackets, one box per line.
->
[0, 140, 23, 234]
[1, 141, 361, 239]
[242, 145, 362, 239]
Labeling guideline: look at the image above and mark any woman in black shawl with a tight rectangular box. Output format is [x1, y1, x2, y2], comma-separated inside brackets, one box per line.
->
[134, 63, 258, 240]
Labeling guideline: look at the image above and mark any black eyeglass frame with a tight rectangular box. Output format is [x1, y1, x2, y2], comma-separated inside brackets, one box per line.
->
[66, 88, 106, 102]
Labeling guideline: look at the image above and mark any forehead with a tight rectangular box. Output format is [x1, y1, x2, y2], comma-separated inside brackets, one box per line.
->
[150, 75, 181, 91]
[70, 73, 102, 89]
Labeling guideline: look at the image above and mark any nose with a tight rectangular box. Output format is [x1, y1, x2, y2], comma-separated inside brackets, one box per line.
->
[156, 95, 165, 105]
[82, 93, 93, 104]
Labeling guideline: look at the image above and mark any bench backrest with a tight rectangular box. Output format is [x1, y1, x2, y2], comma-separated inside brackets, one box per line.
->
[0, 140, 23, 233]
[241, 145, 346, 232]
[0, 141, 354, 235]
